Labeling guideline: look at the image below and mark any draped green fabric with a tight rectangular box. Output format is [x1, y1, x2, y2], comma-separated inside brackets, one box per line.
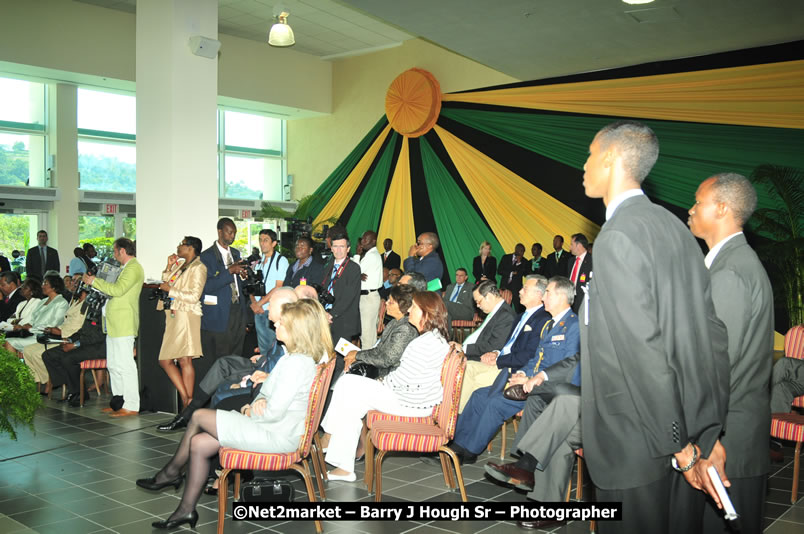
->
[345, 133, 399, 241]
[419, 136, 503, 282]
[307, 117, 389, 219]
[440, 107, 804, 212]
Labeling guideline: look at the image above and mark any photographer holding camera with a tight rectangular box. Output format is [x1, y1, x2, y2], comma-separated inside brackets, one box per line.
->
[83, 237, 144, 417]
[156, 236, 207, 409]
[248, 229, 288, 371]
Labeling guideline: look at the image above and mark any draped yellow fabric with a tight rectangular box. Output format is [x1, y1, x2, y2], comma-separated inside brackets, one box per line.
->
[312, 124, 392, 232]
[443, 60, 804, 129]
[433, 125, 600, 250]
[377, 137, 417, 256]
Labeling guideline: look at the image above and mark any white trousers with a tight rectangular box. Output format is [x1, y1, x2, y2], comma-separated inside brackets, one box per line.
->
[107, 335, 139, 411]
[322, 374, 430, 474]
[359, 291, 381, 349]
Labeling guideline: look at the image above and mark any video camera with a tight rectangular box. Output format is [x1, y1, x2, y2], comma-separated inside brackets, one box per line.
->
[237, 252, 266, 297]
[76, 260, 122, 322]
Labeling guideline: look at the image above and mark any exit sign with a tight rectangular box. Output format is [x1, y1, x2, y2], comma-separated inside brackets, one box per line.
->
[240, 210, 252, 219]
[105, 203, 119, 214]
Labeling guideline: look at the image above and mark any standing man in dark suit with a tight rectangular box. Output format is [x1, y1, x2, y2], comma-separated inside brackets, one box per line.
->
[541, 235, 569, 279]
[26, 230, 60, 282]
[322, 231, 361, 345]
[567, 233, 592, 313]
[199, 218, 248, 375]
[687, 173, 774, 534]
[0, 272, 25, 322]
[381, 238, 400, 271]
[0, 253, 10, 273]
[283, 236, 325, 288]
[403, 232, 444, 287]
[442, 268, 474, 321]
[580, 121, 729, 534]
[498, 243, 529, 313]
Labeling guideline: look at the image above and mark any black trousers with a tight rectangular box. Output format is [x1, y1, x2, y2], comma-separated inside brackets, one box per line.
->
[42, 344, 105, 394]
[702, 474, 766, 534]
[198, 303, 246, 387]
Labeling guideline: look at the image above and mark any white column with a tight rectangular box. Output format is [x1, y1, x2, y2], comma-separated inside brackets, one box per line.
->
[136, 0, 219, 278]
[49, 83, 79, 273]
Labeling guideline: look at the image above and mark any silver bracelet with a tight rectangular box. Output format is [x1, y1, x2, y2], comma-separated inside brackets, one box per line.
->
[671, 445, 698, 472]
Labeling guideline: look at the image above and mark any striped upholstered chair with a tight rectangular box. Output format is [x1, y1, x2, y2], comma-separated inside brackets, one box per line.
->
[216, 358, 336, 534]
[770, 324, 804, 504]
[364, 347, 467, 501]
[79, 359, 109, 407]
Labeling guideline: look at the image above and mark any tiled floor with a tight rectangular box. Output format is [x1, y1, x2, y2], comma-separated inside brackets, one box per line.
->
[1, 394, 802, 533]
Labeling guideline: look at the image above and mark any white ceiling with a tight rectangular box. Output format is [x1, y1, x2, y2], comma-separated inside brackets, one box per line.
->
[76, 0, 804, 80]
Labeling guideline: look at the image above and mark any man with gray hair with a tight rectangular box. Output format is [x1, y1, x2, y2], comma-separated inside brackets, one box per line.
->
[580, 120, 728, 533]
[403, 232, 444, 286]
[687, 172, 773, 533]
[455, 280, 516, 411]
[398, 271, 427, 292]
[449, 276, 580, 465]
[156, 287, 298, 431]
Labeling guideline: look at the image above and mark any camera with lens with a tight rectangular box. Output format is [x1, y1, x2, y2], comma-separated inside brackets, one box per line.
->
[309, 283, 335, 308]
[238, 252, 266, 298]
[149, 288, 172, 310]
[77, 260, 122, 323]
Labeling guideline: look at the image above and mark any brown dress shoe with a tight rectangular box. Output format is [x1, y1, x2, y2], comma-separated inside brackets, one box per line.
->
[484, 461, 534, 491]
[110, 408, 139, 417]
[517, 519, 565, 530]
[101, 407, 116, 413]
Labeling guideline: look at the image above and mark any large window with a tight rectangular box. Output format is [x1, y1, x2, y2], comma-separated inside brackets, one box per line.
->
[0, 77, 47, 187]
[77, 88, 136, 192]
[219, 109, 285, 201]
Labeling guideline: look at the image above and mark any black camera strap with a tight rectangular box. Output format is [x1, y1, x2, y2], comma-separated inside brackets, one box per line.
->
[260, 253, 278, 284]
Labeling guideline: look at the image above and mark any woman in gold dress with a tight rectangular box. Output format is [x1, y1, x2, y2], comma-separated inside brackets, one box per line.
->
[157, 236, 207, 408]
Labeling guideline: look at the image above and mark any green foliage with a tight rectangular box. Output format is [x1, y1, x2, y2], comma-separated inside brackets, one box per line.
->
[224, 181, 262, 199]
[78, 153, 135, 192]
[79, 237, 115, 261]
[0, 144, 29, 186]
[0, 214, 30, 257]
[749, 164, 804, 328]
[0, 334, 41, 440]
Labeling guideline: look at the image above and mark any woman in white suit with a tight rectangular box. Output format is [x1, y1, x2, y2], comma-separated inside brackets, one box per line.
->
[137, 298, 333, 530]
[4, 274, 69, 356]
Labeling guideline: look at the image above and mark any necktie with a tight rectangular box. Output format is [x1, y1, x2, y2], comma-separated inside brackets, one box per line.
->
[450, 284, 462, 302]
[40, 247, 46, 276]
[500, 312, 529, 355]
[325, 264, 339, 309]
[570, 256, 581, 283]
[225, 250, 238, 303]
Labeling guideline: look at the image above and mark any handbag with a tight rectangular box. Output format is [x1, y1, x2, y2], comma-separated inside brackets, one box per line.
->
[346, 361, 379, 380]
[241, 478, 294, 502]
[503, 384, 528, 401]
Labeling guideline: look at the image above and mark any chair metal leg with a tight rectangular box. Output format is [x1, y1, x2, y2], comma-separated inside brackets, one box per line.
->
[793, 440, 801, 504]
[234, 471, 241, 499]
[290, 463, 323, 533]
[576, 455, 584, 500]
[80, 372, 85, 406]
[440, 451, 455, 489]
[500, 420, 507, 460]
[374, 450, 387, 502]
[309, 442, 327, 501]
[365, 432, 375, 494]
[440, 446, 467, 501]
[217, 468, 231, 534]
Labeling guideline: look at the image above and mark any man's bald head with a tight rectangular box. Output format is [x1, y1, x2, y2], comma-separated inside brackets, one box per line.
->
[294, 284, 319, 300]
[268, 287, 298, 324]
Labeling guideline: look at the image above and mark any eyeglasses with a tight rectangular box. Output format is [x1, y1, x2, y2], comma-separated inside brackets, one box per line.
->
[178, 242, 188, 247]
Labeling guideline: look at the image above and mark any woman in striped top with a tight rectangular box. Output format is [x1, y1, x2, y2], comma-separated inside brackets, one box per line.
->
[322, 291, 450, 481]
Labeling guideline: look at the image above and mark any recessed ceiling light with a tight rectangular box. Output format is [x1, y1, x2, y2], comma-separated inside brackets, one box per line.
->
[623, 0, 655, 4]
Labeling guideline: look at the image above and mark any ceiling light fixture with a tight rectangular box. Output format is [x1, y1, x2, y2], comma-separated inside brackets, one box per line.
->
[268, 6, 295, 48]
[622, 0, 655, 4]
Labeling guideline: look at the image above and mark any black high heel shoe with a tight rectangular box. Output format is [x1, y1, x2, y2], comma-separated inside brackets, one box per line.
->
[152, 510, 198, 530]
[136, 473, 184, 491]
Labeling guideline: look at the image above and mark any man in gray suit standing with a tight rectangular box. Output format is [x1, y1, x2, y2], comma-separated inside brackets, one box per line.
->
[688, 173, 774, 534]
[442, 267, 474, 321]
[580, 121, 729, 533]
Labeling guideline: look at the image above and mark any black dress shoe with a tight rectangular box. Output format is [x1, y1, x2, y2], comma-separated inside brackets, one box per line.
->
[152, 510, 198, 530]
[136, 474, 184, 491]
[68, 393, 85, 408]
[156, 415, 188, 432]
[484, 461, 535, 491]
[517, 519, 565, 530]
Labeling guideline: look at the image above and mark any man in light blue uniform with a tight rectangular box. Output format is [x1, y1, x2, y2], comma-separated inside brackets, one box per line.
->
[249, 229, 288, 371]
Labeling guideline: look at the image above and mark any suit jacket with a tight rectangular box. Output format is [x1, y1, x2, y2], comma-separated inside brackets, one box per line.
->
[382, 250, 401, 271]
[160, 258, 207, 315]
[529, 256, 546, 276]
[472, 255, 497, 285]
[200, 244, 247, 333]
[0, 287, 26, 322]
[442, 282, 475, 320]
[581, 194, 729, 490]
[464, 302, 515, 361]
[519, 311, 580, 381]
[402, 252, 443, 282]
[0, 255, 10, 273]
[284, 257, 326, 288]
[568, 253, 593, 313]
[496, 306, 552, 372]
[322, 257, 362, 341]
[497, 253, 529, 291]
[542, 249, 570, 279]
[709, 233, 773, 478]
[91, 257, 145, 338]
[25, 245, 60, 280]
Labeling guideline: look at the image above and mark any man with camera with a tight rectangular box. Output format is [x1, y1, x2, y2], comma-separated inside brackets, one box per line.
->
[321, 231, 361, 346]
[199, 218, 248, 376]
[249, 229, 288, 370]
[82, 237, 144, 417]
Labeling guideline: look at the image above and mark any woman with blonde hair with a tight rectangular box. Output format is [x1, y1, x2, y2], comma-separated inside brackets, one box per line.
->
[137, 298, 333, 530]
[472, 240, 497, 285]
